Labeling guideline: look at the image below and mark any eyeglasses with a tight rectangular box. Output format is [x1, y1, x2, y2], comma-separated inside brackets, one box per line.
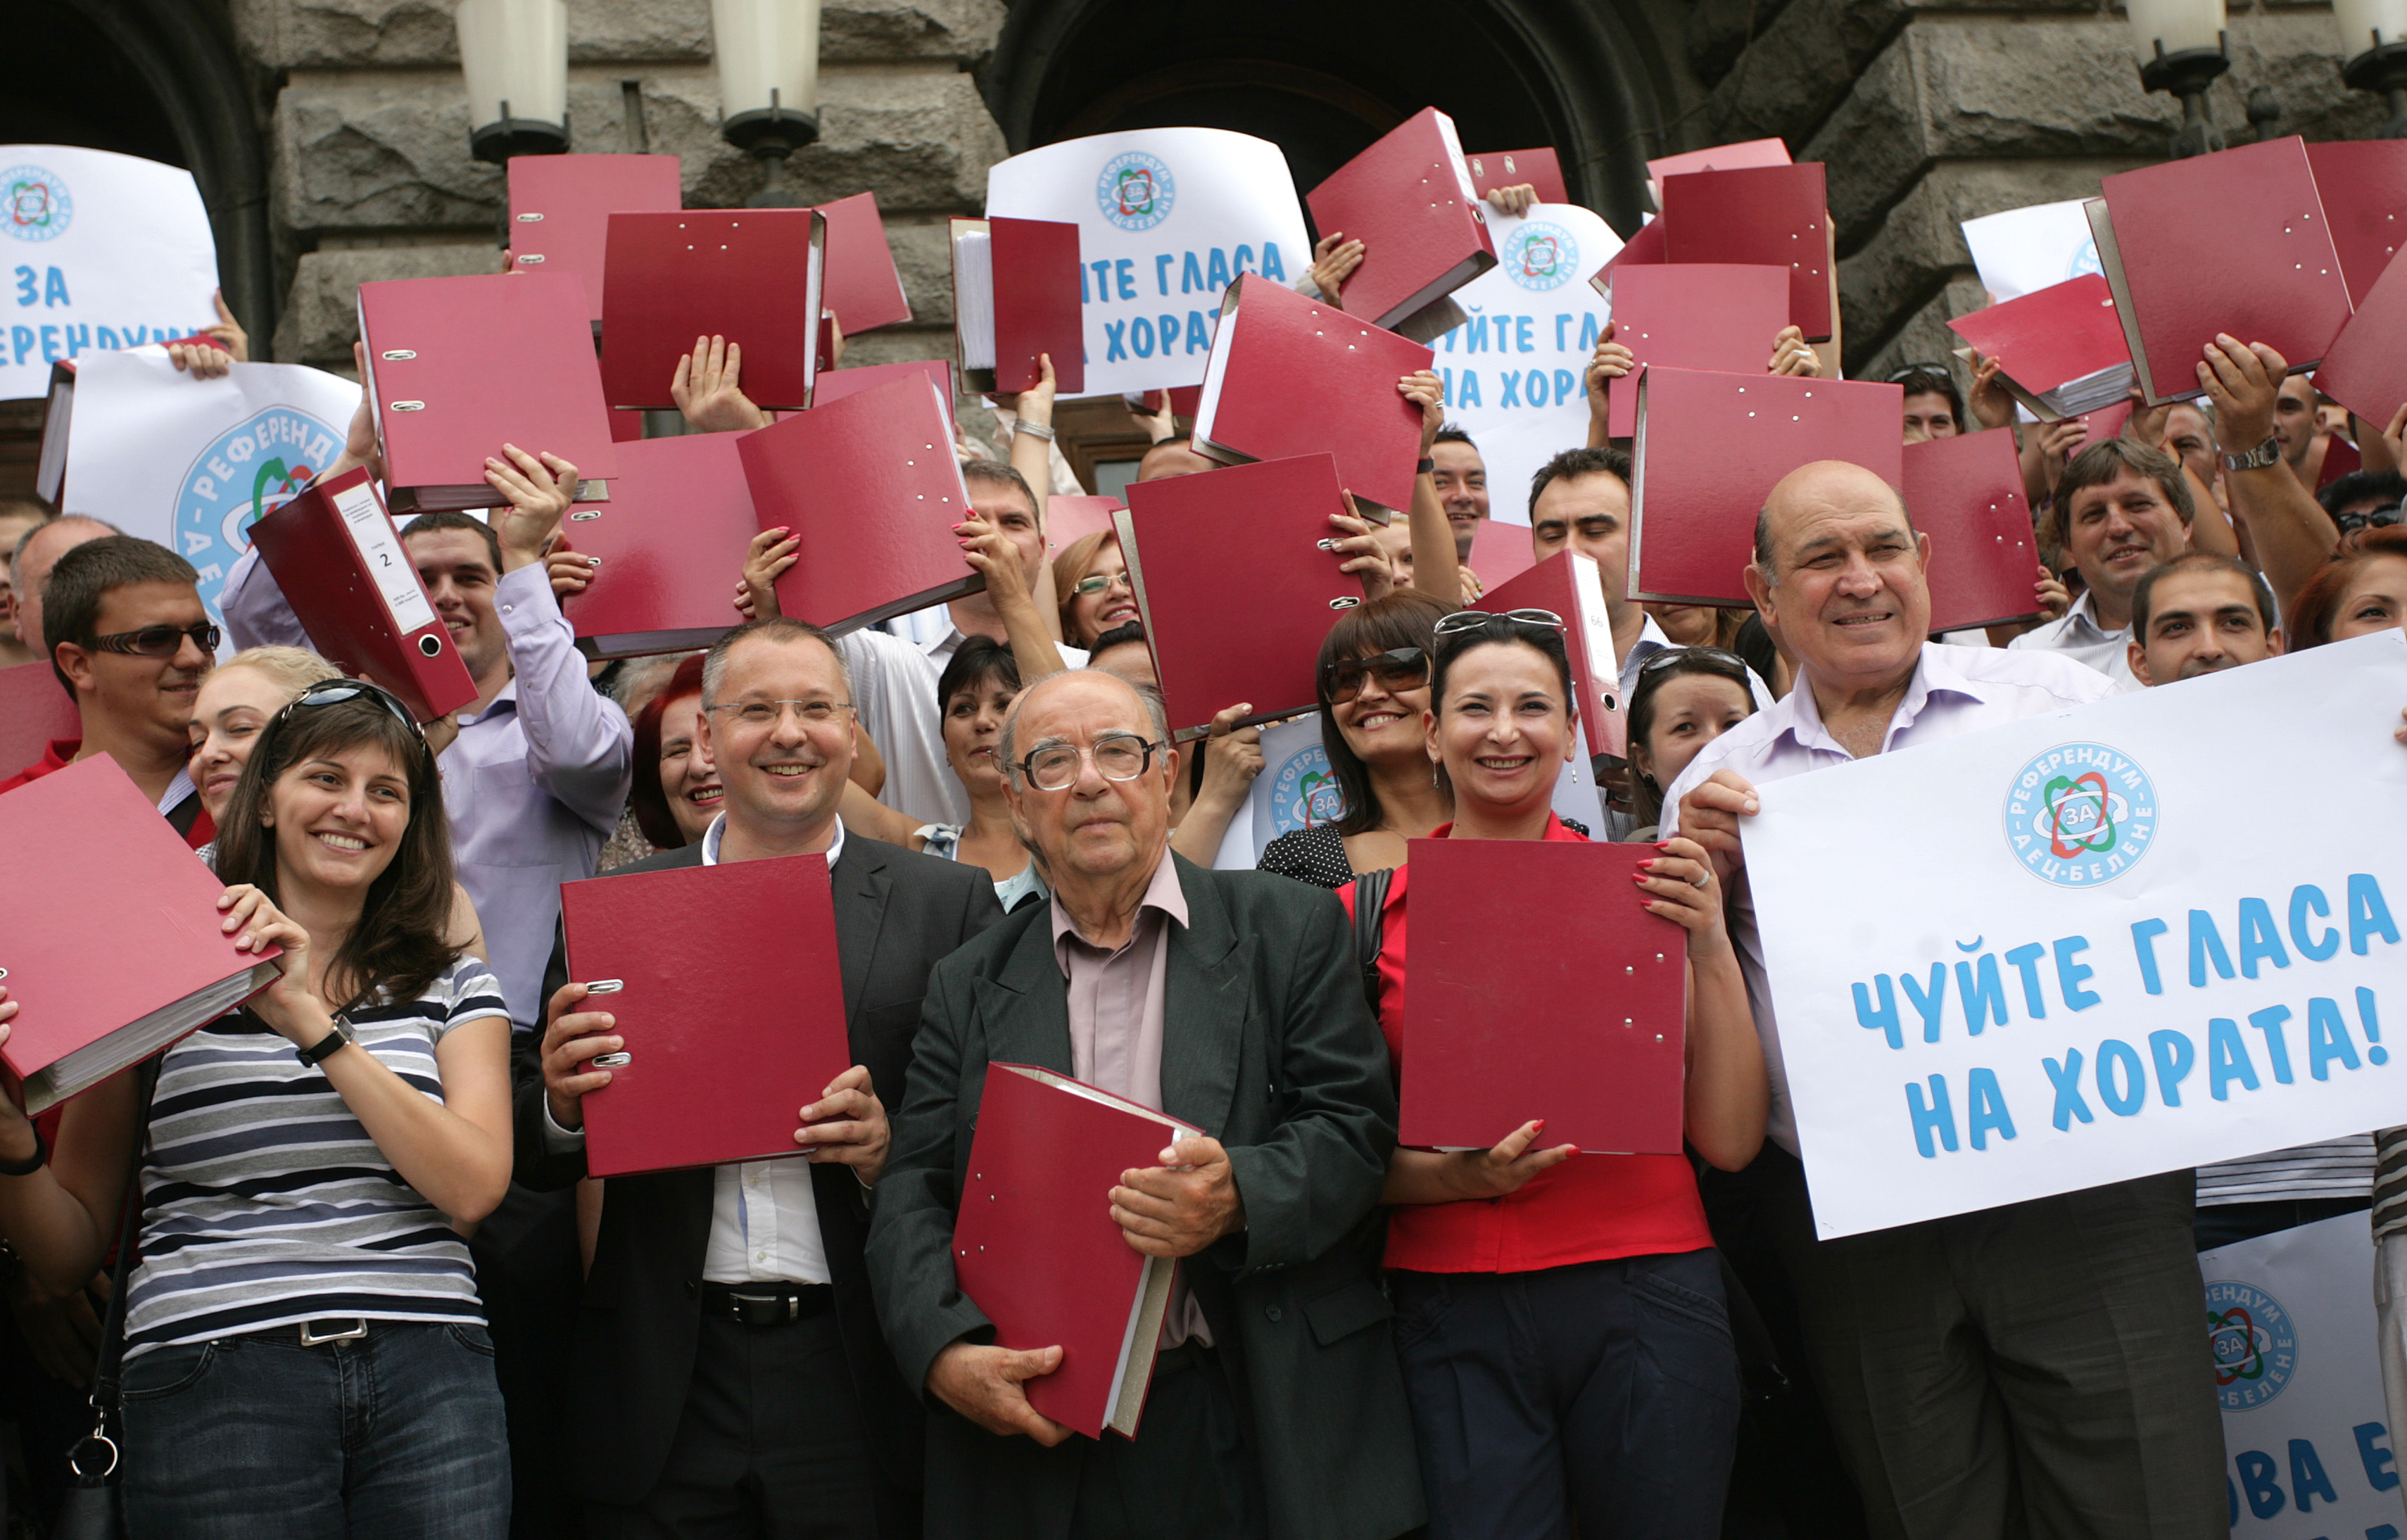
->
[1431, 607, 1566, 640]
[91, 620, 220, 658]
[705, 698, 857, 729]
[1885, 363, 1953, 384]
[1071, 572, 1132, 598]
[1011, 731, 1161, 791]
[2335, 505, 2404, 536]
[1320, 647, 1429, 705]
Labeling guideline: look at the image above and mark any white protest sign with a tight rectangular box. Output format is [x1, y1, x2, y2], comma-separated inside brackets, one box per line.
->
[1961, 198, 2102, 305]
[1743, 633, 2407, 1239]
[1431, 203, 1622, 526]
[0, 146, 220, 402]
[62, 351, 361, 629]
[2201, 1214, 2402, 1536]
[985, 130, 1311, 399]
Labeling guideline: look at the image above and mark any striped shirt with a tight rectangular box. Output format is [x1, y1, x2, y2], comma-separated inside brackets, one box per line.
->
[2377, 1126, 2406, 1242]
[2196, 1137, 2377, 1206]
[122, 955, 509, 1358]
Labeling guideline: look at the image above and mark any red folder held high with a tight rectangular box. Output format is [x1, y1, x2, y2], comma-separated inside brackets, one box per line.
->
[2304, 242, 2407, 433]
[600, 208, 826, 410]
[810, 359, 956, 422]
[2304, 139, 2407, 306]
[1605, 264, 1790, 439]
[1044, 496, 1123, 555]
[1398, 836, 1687, 1154]
[1590, 213, 1667, 297]
[953, 1063, 1199, 1441]
[1645, 138, 1791, 206]
[1192, 274, 1433, 519]
[246, 467, 480, 722]
[0, 756, 279, 1115]
[1476, 551, 1627, 761]
[815, 190, 913, 336]
[1631, 367, 1903, 606]
[1942, 274, 2133, 421]
[560, 432, 757, 659]
[506, 153, 684, 322]
[560, 852, 851, 1179]
[2090, 137, 2354, 405]
[1307, 106, 1497, 332]
[949, 216, 1085, 396]
[1901, 429, 2043, 635]
[1116, 454, 1358, 735]
[1465, 148, 1569, 207]
[739, 370, 982, 635]
[0, 661, 76, 782]
[1467, 519, 1538, 588]
[1660, 163, 1834, 341]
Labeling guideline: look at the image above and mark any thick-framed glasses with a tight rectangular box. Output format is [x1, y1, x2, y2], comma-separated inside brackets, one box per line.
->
[279, 677, 424, 739]
[91, 621, 220, 658]
[705, 698, 857, 730]
[2336, 505, 2404, 536]
[1431, 607, 1566, 640]
[1320, 647, 1429, 705]
[1071, 571, 1132, 598]
[1012, 731, 1161, 791]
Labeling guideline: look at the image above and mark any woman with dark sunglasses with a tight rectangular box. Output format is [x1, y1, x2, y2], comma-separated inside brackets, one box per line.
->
[1626, 648, 1761, 840]
[0, 680, 516, 1537]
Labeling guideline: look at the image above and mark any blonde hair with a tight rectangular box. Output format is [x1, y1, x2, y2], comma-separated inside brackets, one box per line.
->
[1052, 531, 1121, 646]
[222, 645, 342, 698]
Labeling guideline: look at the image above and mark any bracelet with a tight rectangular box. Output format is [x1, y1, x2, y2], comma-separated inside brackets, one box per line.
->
[1416, 457, 1436, 475]
[0, 1123, 47, 1178]
[1013, 421, 1056, 442]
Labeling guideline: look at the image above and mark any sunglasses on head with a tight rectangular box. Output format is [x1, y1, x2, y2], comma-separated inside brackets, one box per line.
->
[277, 678, 430, 745]
[1885, 363, 1954, 384]
[1639, 645, 1750, 676]
[91, 620, 220, 658]
[1430, 607, 1566, 639]
[1320, 647, 1428, 705]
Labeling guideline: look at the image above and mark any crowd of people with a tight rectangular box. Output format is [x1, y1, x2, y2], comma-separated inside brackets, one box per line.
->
[0, 168, 2402, 1540]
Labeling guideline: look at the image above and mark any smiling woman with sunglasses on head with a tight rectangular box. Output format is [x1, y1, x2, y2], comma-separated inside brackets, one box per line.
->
[1626, 648, 1762, 840]
[0, 677, 517, 1539]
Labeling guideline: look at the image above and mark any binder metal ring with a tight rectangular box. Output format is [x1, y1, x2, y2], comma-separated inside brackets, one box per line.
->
[0, 966, 8, 980]
[569, 510, 601, 521]
[417, 634, 443, 657]
[592, 1052, 631, 1068]
[583, 980, 624, 994]
[1328, 596, 1361, 610]
[515, 254, 545, 263]
[1315, 538, 1341, 552]
[516, 212, 544, 222]
[389, 400, 425, 412]
[379, 350, 415, 360]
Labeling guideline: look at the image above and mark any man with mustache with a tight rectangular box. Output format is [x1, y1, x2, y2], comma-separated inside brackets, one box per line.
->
[2007, 439, 2192, 692]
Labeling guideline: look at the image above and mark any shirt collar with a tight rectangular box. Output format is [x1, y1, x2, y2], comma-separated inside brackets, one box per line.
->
[1775, 642, 1995, 757]
[458, 677, 518, 728]
[699, 812, 846, 870]
[2057, 590, 2123, 641]
[1049, 845, 1187, 964]
[1622, 613, 1674, 671]
[158, 764, 198, 816]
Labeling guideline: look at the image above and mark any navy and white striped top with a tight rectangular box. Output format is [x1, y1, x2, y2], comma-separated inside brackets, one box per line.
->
[122, 954, 509, 1358]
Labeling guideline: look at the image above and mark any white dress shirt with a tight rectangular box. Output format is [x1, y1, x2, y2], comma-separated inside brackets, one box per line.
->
[2005, 591, 2144, 693]
[1661, 643, 2118, 1153]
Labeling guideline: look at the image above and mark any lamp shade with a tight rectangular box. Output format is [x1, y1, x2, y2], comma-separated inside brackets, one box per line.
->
[712, 0, 823, 134]
[2335, 0, 2407, 56]
[2125, 0, 2225, 63]
[457, 0, 568, 136]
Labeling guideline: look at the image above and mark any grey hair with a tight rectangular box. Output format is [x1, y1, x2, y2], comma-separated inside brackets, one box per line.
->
[997, 668, 1170, 780]
[700, 617, 851, 705]
[9, 513, 118, 597]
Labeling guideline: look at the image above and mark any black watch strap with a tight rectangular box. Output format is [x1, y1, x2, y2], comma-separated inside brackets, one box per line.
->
[0, 1123, 47, 1178]
[295, 1020, 354, 1068]
[1415, 457, 1436, 475]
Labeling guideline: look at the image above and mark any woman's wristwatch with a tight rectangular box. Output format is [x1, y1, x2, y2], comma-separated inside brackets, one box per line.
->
[295, 1018, 356, 1068]
[2221, 435, 2282, 472]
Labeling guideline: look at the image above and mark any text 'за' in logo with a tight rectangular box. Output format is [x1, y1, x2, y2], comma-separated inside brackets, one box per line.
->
[1096, 151, 1175, 232]
[1268, 743, 1346, 838]
[0, 167, 71, 242]
[2001, 741, 2157, 888]
[2202, 1279, 2297, 1412]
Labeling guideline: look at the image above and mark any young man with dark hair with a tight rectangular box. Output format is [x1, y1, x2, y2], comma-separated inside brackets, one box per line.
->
[1890, 366, 1964, 443]
[1429, 424, 1489, 558]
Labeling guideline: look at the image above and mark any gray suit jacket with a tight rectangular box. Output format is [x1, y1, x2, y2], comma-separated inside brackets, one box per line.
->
[866, 853, 1422, 1540]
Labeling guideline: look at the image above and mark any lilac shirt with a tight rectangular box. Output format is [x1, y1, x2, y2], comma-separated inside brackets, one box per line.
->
[220, 548, 634, 1028]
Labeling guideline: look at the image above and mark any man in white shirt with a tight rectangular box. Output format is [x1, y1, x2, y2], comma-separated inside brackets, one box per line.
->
[2007, 439, 2192, 692]
[522, 616, 1002, 1539]
[1664, 460, 2225, 1539]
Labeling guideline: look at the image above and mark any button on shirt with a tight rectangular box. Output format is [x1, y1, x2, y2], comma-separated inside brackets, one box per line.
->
[2006, 591, 2143, 693]
[1660, 643, 2118, 1153]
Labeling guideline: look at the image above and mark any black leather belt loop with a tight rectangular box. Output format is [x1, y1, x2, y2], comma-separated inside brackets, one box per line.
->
[697, 1282, 835, 1327]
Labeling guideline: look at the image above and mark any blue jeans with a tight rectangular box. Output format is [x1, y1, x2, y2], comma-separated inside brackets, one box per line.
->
[121, 1320, 510, 1540]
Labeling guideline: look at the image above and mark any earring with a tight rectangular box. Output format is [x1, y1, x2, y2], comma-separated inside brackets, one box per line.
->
[1430, 764, 1441, 789]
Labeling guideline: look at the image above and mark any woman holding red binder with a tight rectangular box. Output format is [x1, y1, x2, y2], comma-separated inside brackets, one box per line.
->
[1337, 609, 1768, 1540]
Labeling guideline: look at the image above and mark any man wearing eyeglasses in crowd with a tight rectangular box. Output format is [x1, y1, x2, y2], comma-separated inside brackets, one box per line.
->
[870, 666, 1418, 1540]
[526, 615, 1002, 1540]
[1, 534, 217, 845]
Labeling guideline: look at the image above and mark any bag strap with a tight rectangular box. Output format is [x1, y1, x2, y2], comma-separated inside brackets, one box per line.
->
[1351, 866, 1392, 1019]
[70, 1059, 158, 1484]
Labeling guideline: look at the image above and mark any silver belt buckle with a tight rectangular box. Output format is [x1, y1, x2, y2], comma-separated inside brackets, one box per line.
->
[298, 1318, 368, 1346]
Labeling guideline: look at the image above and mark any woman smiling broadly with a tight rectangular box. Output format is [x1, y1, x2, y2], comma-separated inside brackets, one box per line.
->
[1051, 531, 1140, 650]
[626, 654, 724, 851]
[0, 679, 516, 1536]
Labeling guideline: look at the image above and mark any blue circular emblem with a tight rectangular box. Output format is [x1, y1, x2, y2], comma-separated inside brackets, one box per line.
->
[176, 406, 346, 623]
[2002, 741, 2157, 888]
[1096, 151, 1175, 232]
[2068, 236, 2102, 282]
[1, 166, 71, 242]
[2204, 1278, 2297, 1411]
[1266, 740, 1347, 838]
[1501, 220, 1577, 292]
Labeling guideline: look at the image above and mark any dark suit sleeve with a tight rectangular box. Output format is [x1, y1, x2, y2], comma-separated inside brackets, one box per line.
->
[1220, 883, 1398, 1273]
[512, 918, 592, 1192]
[961, 866, 1005, 940]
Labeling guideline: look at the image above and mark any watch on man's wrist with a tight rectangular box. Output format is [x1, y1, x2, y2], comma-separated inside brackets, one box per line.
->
[2221, 434, 2282, 472]
[295, 1018, 355, 1068]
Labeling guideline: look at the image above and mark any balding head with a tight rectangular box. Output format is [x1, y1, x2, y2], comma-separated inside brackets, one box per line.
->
[13, 515, 116, 650]
[1743, 460, 1930, 693]
[1136, 438, 1218, 481]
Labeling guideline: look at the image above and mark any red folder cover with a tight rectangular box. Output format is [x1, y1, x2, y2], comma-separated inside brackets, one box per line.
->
[0, 661, 76, 782]
[507, 153, 684, 322]
[1191, 274, 1432, 519]
[1467, 519, 1537, 589]
[1942, 274, 2132, 421]
[1604, 264, 1790, 438]
[1591, 213, 1667, 296]
[1645, 138, 1791, 202]
[559, 432, 757, 659]
[1116, 454, 1358, 733]
[2090, 137, 2353, 405]
[953, 1063, 1198, 1441]
[1307, 106, 1496, 332]
[1398, 836, 1686, 1154]
[809, 359, 955, 421]
[2318, 434, 2363, 491]
[815, 190, 912, 335]
[1464, 148, 1569, 207]
[560, 852, 850, 1179]
[600, 208, 826, 410]
[1660, 164, 1833, 341]
[246, 467, 480, 721]
[357, 271, 621, 513]
[1044, 495, 1123, 554]
[1900, 429, 2043, 634]
[949, 217, 1085, 396]
[739, 371, 982, 634]
[1630, 367, 1903, 605]
[0, 756, 279, 1114]
[1475, 551, 1627, 760]
[2304, 245, 2407, 432]
[2305, 140, 2407, 306]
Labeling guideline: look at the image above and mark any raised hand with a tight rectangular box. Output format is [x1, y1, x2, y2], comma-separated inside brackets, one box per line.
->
[1310, 232, 1366, 298]
[486, 445, 580, 572]
[1768, 325, 1820, 378]
[671, 334, 772, 433]
[1485, 183, 1539, 217]
[737, 526, 797, 621]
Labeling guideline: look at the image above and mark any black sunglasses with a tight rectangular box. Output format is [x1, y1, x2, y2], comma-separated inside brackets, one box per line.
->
[1639, 645, 1750, 676]
[1320, 647, 1429, 705]
[91, 621, 220, 658]
[2335, 505, 2403, 536]
[1885, 362, 1954, 384]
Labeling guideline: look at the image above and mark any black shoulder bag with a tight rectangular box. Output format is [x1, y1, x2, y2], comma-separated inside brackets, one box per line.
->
[1351, 866, 1392, 1018]
[52, 1061, 157, 1540]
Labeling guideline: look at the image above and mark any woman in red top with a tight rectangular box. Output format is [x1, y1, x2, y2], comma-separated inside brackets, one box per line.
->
[1340, 608, 1766, 1540]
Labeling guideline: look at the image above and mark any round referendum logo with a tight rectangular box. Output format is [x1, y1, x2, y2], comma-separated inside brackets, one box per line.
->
[1266, 740, 1347, 838]
[2002, 741, 2157, 888]
[2068, 236, 2102, 282]
[2204, 1280, 2297, 1411]
[176, 407, 344, 619]
[1501, 220, 1577, 292]
[1096, 151, 1175, 231]
[1, 166, 70, 242]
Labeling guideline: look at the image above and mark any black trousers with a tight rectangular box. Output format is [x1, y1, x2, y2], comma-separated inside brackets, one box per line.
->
[469, 1180, 588, 1540]
[1068, 1342, 1262, 1540]
[584, 1312, 879, 1540]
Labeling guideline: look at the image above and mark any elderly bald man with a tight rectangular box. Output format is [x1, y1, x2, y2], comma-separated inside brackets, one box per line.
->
[868, 667, 1418, 1540]
[1662, 462, 2225, 1539]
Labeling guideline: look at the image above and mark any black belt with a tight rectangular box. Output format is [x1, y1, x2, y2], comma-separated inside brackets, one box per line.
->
[697, 1282, 835, 1327]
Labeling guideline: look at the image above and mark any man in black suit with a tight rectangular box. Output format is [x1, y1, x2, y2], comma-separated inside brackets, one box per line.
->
[519, 616, 1003, 1540]
[867, 668, 1421, 1540]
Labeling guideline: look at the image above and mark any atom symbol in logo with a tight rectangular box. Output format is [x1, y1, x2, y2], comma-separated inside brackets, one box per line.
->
[1520, 236, 1560, 282]
[2041, 771, 2116, 859]
[0, 166, 72, 242]
[2208, 1306, 2271, 1389]
[1094, 151, 1175, 231]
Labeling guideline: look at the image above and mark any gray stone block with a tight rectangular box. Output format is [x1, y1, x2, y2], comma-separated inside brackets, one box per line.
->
[236, 0, 457, 70]
[271, 242, 500, 365]
[276, 75, 505, 234]
[822, 0, 1004, 62]
[887, 215, 953, 327]
[569, 0, 711, 62]
[1852, 274, 1989, 393]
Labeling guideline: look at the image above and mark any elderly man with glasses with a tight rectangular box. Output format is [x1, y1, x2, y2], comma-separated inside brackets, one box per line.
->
[869, 665, 1420, 1540]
